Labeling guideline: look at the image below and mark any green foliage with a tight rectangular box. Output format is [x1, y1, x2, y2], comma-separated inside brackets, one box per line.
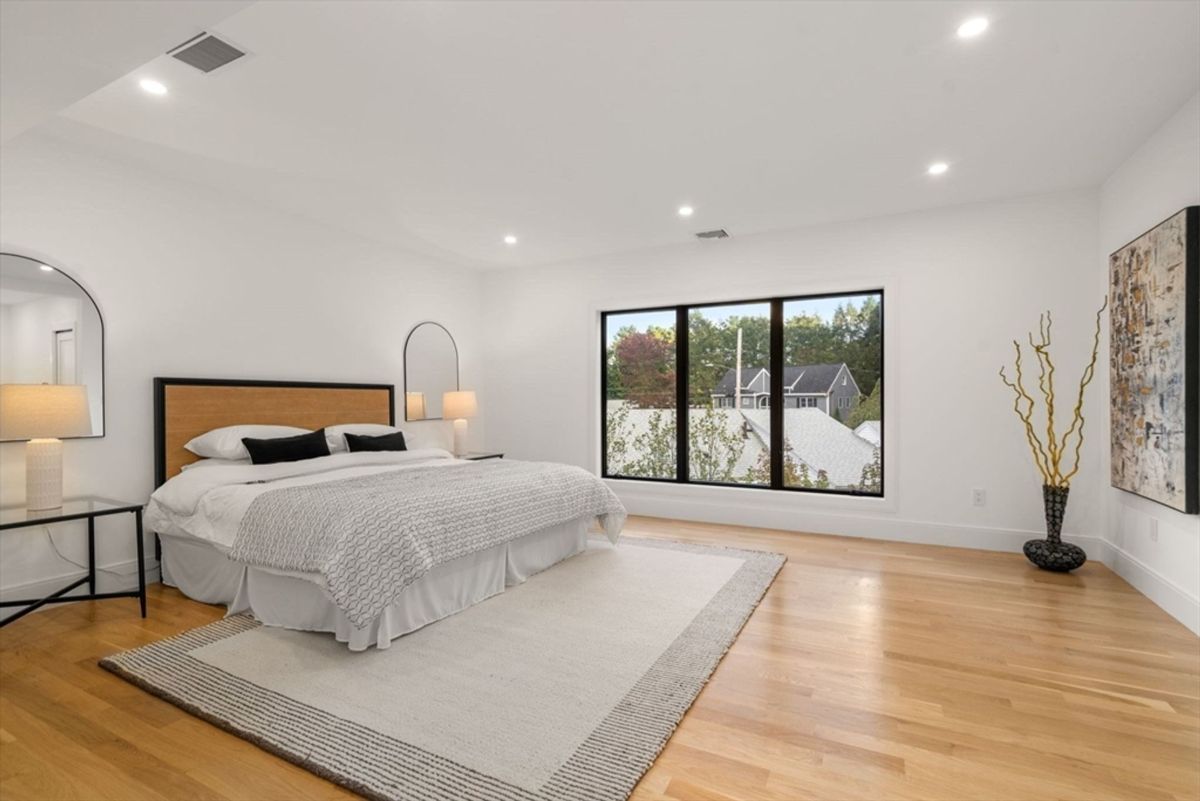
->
[606, 406, 747, 484]
[604, 404, 676, 478]
[784, 296, 882, 397]
[608, 404, 877, 493]
[604, 403, 631, 470]
[686, 312, 770, 405]
[633, 410, 677, 477]
[678, 298, 882, 403]
[688, 407, 746, 482]
[845, 380, 881, 429]
[609, 297, 881, 408]
[742, 438, 835, 489]
[743, 436, 801, 485]
[857, 448, 881, 493]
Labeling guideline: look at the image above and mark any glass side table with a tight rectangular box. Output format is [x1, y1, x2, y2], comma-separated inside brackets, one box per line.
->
[0, 497, 146, 627]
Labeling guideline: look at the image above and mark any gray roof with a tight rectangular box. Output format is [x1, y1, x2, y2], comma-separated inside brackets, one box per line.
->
[854, 420, 881, 447]
[744, 408, 877, 486]
[714, 364, 846, 395]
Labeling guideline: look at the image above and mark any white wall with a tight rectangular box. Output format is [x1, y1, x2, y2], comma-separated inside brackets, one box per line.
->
[0, 131, 485, 601]
[483, 189, 1108, 556]
[1098, 92, 1200, 633]
[4, 97, 1194, 632]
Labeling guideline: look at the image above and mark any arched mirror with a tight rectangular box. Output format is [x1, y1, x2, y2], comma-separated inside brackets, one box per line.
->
[403, 322, 459, 421]
[0, 253, 105, 439]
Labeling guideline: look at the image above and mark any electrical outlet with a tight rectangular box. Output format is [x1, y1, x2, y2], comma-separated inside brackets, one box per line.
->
[972, 488, 987, 507]
[1148, 518, 1159, 543]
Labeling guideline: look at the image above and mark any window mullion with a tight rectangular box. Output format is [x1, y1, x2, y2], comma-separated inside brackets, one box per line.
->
[676, 306, 689, 483]
[769, 298, 784, 489]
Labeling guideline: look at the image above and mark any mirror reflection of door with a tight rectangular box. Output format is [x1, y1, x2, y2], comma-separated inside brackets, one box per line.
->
[54, 327, 77, 384]
[0, 253, 105, 438]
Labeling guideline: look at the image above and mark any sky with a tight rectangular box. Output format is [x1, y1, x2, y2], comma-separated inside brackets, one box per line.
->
[605, 293, 877, 346]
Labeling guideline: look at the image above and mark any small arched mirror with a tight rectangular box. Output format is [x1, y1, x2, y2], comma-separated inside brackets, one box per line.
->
[403, 322, 459, 421]
[0, 253, 105, 439]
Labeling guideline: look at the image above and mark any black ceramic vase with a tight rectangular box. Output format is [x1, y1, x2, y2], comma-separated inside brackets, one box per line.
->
[1023, 484, 1086, 571]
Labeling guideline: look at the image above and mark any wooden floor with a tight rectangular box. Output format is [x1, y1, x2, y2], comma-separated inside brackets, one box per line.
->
[1, 516, 1198, 801]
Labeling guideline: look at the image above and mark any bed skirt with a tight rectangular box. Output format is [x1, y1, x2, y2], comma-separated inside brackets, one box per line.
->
[160, 518, 591, 651]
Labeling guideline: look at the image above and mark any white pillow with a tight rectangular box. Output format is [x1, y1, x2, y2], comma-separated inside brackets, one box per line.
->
[325, 423, 403, 453]
[180, 457, 250, 471]
[185, 425, 311, 460]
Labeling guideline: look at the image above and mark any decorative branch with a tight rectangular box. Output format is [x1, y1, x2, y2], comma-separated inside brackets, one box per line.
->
[999, 343, 1052, 483]
[1000, 301, 1105, 488]
[1060, 299, 1106, 484]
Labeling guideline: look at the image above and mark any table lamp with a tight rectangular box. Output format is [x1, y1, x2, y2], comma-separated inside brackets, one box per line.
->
[442, 390, 477, 457]
[0, 384, 92, 510]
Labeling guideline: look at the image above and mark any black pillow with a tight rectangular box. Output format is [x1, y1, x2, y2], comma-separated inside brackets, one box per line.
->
[242, 428, 331, 464]
[345, 431, 408, 452]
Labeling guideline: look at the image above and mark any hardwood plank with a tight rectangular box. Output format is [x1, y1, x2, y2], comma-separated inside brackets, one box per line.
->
[1, 515, 1197, 801]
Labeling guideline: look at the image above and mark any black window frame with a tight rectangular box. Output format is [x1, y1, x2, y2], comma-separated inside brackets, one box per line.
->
[600, 289, 884, 498]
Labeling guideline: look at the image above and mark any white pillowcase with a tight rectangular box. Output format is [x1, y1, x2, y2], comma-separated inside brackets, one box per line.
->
[325, 423, 403, 453]
[180, 457, 250, 471]
[184, 425, 311, 461]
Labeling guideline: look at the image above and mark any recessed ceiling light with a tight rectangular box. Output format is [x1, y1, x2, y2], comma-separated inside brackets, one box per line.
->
[678, 205, 695, 217]
[139, 78, 168, 96]
[504, 234, 518, 245]
[927, 162, 949, 176]
[956, 17, 989, 38]
[39, 264, 54, 272]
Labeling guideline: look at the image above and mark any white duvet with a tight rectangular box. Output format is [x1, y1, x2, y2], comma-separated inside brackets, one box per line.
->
[146, 449, 462, 552]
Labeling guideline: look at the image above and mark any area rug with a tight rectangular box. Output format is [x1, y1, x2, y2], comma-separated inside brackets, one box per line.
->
[100, 537, 784, 801]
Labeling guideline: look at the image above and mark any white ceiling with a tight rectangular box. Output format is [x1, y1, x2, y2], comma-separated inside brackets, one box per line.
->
[12, 1, 1200, 268]
[0, 0, 252, 142]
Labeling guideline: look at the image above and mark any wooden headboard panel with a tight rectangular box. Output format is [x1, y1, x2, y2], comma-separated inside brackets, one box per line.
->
[154, 377, 395, 485]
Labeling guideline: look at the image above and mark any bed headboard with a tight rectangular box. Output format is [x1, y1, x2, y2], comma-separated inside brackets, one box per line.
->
[154, 377, 395, 486]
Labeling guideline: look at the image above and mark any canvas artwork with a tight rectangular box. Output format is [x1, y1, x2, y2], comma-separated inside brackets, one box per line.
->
[1109, 207, 1198, 514]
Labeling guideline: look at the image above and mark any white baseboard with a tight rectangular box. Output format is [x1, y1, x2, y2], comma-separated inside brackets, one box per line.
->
[616, 482, 1099, 554]
[0, 557, 160, 612]
[1097, 541, 1200, 635]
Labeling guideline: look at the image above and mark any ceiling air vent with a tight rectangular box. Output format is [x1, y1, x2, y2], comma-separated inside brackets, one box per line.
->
[695, 229, 729, 240]
[168, 32, 245, 73]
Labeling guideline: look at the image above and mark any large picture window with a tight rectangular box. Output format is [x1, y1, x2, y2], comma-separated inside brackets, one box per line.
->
[601, 290, 883, 496]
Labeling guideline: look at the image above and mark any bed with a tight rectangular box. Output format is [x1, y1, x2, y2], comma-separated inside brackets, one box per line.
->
[147, 377, 624, 651]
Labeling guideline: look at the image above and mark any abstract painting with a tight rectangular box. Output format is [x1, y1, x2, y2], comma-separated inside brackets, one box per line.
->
[1109, 207, 1198, 514]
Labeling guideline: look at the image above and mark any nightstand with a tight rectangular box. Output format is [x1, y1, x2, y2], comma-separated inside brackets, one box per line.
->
[463, 451, 504, 461]
[0, 497, 146, 627]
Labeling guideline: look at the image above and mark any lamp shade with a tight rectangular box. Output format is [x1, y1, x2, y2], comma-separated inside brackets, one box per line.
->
[442, 390, 477, 420]
[0, 384, 92, 440]
[405, 392, 427, 420]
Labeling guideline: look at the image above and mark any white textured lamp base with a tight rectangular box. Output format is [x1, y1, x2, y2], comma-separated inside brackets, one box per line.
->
[452, 418, 469, 457]
[26, 438, 64, 510]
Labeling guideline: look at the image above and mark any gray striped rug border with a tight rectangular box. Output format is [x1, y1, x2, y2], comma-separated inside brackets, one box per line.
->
[100, 537, 785, 801]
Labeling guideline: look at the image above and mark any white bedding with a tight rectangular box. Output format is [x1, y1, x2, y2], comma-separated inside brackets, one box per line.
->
[148, 449, 601, 649]
[146, 448, 461, 551]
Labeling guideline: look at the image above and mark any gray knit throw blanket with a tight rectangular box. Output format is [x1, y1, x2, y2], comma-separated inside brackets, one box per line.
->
[231, 460, 626, 628]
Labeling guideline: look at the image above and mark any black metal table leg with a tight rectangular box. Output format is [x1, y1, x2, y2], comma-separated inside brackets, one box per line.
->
[0, 576, 89, 627]
[135, 510, 147, 618]
[87, 516, 96, 594]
